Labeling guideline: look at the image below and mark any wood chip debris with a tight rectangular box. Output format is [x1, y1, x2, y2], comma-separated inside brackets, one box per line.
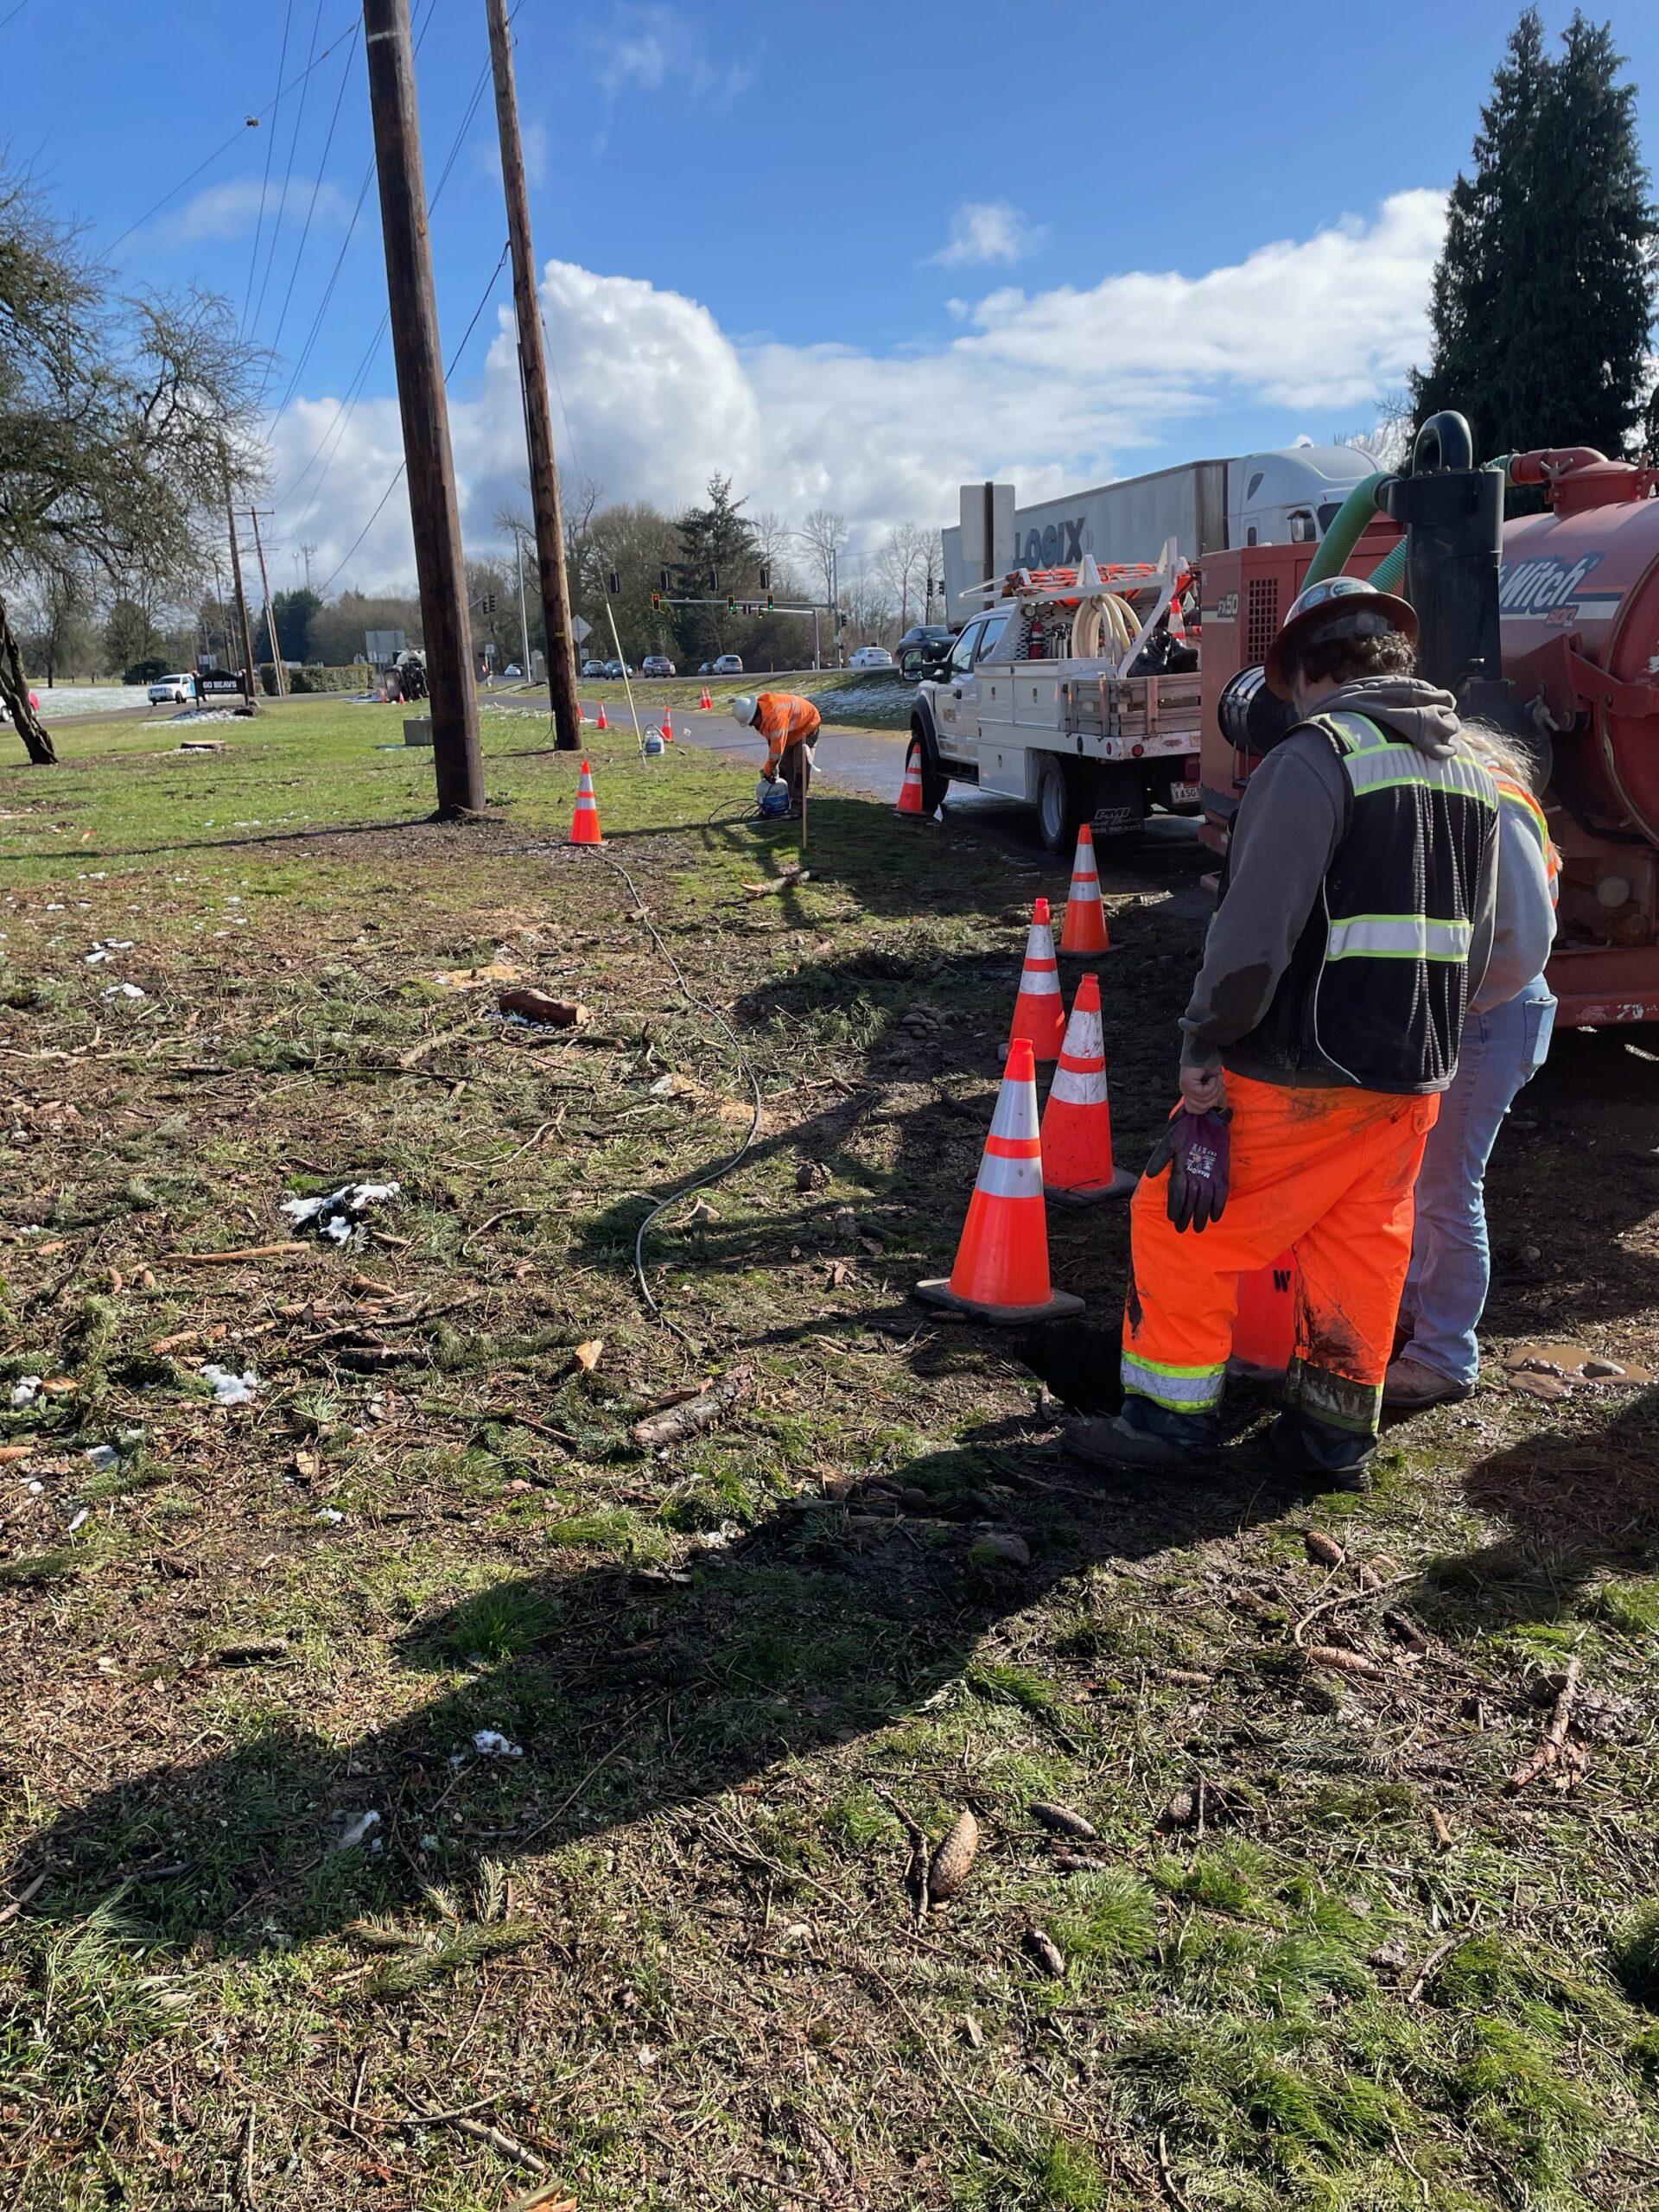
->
[629, 1365, 753, 1452]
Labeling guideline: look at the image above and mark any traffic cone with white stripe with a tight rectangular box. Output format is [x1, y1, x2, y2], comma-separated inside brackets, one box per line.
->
[1059, 823, 1110, 955]
[1040, 975, 1135, 1205]
[915, 1039, 1084, 1324]
[896, 741, 928, 818]
[1008, 897, 1066, 1062]
[595, 702, 607, 730]
[661, 709, 673, 743]
[569, 760, 604, 846]
[699, 687, 713, 710]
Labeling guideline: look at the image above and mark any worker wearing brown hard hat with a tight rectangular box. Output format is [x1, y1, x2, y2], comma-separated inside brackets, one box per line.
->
[1066, 574, 1524, 1488]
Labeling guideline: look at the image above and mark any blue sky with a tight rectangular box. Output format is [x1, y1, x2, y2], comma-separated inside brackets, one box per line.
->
[6, 0, 1657, 590]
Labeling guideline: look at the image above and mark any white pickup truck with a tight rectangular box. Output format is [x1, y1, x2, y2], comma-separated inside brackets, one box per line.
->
[907, 549, 1201, 849]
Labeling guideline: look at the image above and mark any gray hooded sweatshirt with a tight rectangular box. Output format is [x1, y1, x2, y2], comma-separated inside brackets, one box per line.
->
[1179, 675, 1524, 1089]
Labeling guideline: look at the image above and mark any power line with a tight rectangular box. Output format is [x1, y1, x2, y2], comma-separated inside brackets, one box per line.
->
[313, 241, 510, 598]
[104, 16, 360, 255]
[260, 18, 361, 399]
[251, 0, 326, 346]
[0, 0, 35, 30]
[242, 0, 296, 335]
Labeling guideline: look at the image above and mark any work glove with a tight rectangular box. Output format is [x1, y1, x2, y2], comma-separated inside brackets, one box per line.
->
[1144, 1106, 1232, 1234]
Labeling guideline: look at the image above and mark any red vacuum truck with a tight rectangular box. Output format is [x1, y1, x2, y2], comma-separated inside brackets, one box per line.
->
[1198, 414, 1659, 1028]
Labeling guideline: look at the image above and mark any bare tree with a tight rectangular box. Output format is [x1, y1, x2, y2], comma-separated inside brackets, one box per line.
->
[874, 521, 932, 631]
[0, 166, 263, 759]
[1332, 391, 1415, 472]
[796, 508, 846, 611]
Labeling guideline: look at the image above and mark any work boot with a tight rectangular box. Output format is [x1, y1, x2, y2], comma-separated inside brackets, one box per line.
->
[1268, 1410, 1375, 1491]
[1065, 1395, 1217, 1474]
[1382, 1356, 1472, 1411]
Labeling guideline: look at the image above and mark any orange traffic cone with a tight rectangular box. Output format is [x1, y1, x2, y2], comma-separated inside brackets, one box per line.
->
[896, 741, 928, 818]
[595, 702, 607, 731]
[661, 709, 673, 743]
[1008, 897, 1066, 1062]
[1041, 975, 1136, 1205]
[699, 687, 713, 710]
[1059, 823, 1110, 955]
[569, 760, 604, 846]
[915, 1039, 1084, 1324]
[1230, 1252, 1298, 1379]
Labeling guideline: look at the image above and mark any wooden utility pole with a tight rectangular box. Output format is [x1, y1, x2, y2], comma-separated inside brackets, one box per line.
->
[486, 0, 582, 751]
[225, 479, 259, 709]
[248, 510, 288, 696]
[363, 0, 485, 815]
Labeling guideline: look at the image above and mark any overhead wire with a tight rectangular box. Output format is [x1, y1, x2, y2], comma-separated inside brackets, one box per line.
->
[260, 22, 362, 404]
[242, 0, 296, 335]
[251, 0, 327, 354]
[104, 16, 360, 256]
[311, 239, 512, 596]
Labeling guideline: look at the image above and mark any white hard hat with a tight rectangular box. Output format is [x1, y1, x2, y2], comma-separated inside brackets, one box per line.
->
[730, 695, 757, 725]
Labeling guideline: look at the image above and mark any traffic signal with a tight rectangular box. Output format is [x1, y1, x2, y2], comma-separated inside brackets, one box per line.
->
[758, 564, 770, 591]
[660, 567, 671, 593]
[651, 593, 662, 609]
[607, 569, 620, 596]
[727, 595, 736, 614]
[766, 593, 774, 611]
[708, 569, 719, 592]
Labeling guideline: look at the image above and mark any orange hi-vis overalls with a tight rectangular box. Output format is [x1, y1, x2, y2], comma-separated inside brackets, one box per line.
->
[755, 692, 821, 780]
[1124, 1074, 1440, 1437]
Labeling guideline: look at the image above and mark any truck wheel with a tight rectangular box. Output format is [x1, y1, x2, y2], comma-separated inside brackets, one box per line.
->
[1033, 754, 1081, 853]
[909, 718, 951, 813]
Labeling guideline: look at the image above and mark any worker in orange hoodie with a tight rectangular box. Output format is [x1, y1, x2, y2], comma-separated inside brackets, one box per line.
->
[1065, 577, 1504, 1489]
[732, 691, 821, 815]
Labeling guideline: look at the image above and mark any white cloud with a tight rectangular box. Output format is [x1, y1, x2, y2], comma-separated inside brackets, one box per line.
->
[167, 175, 348, 244]
[477, 118, 549, 188]
[930, 200, 1046, 270]
[266, 189, 1446, 593]
[590, 3, 754, 105]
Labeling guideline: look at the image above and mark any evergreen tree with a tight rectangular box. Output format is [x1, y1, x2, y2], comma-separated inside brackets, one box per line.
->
[675, 475, 760, 664]
[1413, 9, 1657, 461]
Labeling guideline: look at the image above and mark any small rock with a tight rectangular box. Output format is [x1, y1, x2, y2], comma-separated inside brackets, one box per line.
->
[971, 1532, 1031, 1570]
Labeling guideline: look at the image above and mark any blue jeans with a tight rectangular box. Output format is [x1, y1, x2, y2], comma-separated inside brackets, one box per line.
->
[1401, 978, 1556, 1387]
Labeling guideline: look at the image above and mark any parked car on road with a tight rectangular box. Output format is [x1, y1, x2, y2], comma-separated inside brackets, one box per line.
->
[601, 659, 634, 679]
[895, 625, 957, 680]
[848, 645, 893, 670]
[148, 673, 196, 705]
[713, 653, 743, 675]
[581, 658, 607, 677]
[504, 664, 523, 677]
[641, 655, 676, 677]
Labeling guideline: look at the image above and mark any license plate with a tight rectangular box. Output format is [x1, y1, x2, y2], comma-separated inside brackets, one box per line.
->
[1170, 781, 1200, 804]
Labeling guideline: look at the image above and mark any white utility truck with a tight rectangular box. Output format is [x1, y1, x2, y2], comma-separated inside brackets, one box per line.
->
[909, 543, 1200, 849]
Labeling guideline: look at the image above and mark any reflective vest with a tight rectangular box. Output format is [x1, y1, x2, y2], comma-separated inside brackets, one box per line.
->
[1492, 770, 1561, 906]
[755, 692, 821, 775]
[1222, 709, 1498, 1094]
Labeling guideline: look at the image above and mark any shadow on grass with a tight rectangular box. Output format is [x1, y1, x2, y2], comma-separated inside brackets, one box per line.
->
[14, 1424, 1321, 1951]
[1408, 1384, 1659, 1638]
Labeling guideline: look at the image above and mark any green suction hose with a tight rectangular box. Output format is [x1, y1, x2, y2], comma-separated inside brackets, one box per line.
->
[1299, 471, 1389, 588]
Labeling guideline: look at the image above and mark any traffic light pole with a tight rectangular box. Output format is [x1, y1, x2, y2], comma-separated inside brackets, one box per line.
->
[486, 0, 582, 750]
[363, 0, 485, 817]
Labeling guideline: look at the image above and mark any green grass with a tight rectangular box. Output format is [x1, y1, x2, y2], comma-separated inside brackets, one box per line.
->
[2, 699, 1657, 2209]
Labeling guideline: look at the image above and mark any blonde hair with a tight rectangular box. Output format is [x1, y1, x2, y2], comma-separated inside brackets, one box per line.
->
[1460, 718, 1538, 790]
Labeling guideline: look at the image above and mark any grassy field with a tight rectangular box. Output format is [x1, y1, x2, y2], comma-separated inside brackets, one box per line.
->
[2, 699, 1658, 2210]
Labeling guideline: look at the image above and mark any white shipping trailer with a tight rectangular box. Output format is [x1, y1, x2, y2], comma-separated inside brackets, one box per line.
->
[939, 445, 1378, 620]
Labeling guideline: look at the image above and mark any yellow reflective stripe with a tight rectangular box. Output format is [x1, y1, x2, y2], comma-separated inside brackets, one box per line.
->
[1344, 748, 1497, 804]
[1325, 914, 1473, 962]
[1121, 1351, 1224, 1411]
